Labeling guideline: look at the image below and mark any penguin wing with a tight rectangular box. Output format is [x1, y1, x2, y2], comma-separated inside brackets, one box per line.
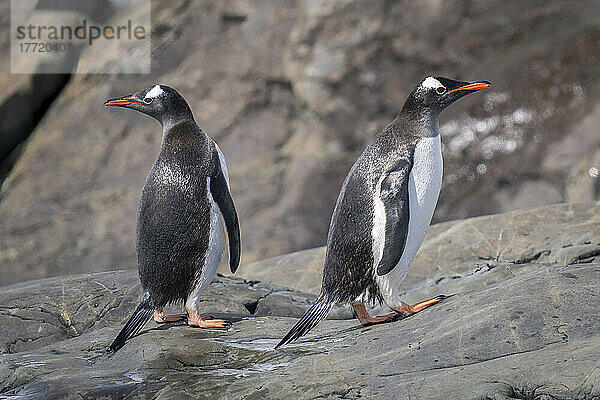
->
[210, 144, 241, 273]
[375, 157, 413, 276]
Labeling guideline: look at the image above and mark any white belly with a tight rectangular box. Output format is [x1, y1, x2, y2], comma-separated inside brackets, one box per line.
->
[376, 135, 443, 307]
[185, 141, 230, 311]
[185, 179, 225, 311]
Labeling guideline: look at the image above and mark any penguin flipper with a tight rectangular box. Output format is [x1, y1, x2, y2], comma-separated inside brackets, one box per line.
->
[210, 154, 241, 274]
[376, 158, 412, 276]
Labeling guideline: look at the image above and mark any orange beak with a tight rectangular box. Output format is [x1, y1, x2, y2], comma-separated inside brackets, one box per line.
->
[447, 82, 491, 95]
[104, 99, 142, 107]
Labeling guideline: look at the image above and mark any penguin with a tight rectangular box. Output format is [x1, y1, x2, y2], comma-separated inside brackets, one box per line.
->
[276, 77, 490, 348]
[104, 84, 241, 352]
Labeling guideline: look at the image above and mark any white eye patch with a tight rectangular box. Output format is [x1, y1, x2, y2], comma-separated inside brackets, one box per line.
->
[420, 76, 443, 90]
[146, 85, 164, 99]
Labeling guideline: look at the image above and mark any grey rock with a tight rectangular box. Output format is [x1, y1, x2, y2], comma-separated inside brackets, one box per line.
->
[0, 270, 351, 356]
[565, 148, 600, 202]
[0, 264, 598, 399]
[239, 247, 327, 295]
[494, 180, 563, 213]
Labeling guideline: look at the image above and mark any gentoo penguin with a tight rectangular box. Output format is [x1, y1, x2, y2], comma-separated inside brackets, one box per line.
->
[104, 84, 241, 352]
[277, 77, 490, 348]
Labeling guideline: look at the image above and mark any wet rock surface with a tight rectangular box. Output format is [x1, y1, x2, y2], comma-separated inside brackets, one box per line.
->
[3, 1, 600, 285]
[0, 270, 351, 356]
[0, 263, 598, 399]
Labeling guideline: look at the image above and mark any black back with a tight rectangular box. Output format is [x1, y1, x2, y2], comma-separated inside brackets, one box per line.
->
[136, 121, 213, 306]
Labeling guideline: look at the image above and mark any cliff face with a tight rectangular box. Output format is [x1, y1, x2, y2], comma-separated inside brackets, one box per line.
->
[2, 0, 600, 285]
[1, 203, 599, 399]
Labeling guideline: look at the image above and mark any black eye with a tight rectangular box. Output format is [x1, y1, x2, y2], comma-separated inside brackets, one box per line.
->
[143, 97, 153, 104]
[436, 86, 446, 95]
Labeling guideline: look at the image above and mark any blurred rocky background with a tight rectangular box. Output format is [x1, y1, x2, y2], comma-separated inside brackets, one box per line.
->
[2, 0, 600, 285]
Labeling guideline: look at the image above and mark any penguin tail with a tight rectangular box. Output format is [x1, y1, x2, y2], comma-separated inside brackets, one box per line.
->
[275, 292, 333, 349]
[108, 292, 155, 353]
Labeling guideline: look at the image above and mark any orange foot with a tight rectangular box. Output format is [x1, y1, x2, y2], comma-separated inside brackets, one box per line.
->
[353, 295, 447, 327]
[153, 307, 187, 323]
[352, 304, 401, 327]
[394, 295, 447, 317]
[186, 309, 230, 329]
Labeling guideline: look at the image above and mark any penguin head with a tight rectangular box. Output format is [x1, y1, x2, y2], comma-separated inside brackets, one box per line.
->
[403, 76, 491, 117]
[104, 84, 193, 126]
